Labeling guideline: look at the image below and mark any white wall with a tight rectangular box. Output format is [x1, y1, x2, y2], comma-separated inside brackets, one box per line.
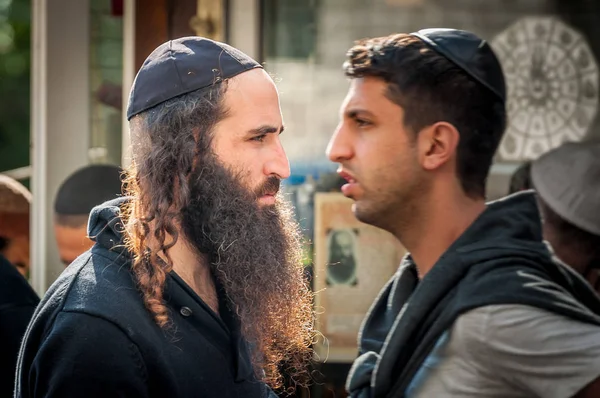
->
[31, 0, 91, 294]
[121, 0, 135, 168]
[227, 0, 260, 59]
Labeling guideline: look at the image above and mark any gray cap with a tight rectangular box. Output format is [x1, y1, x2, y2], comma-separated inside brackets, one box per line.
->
[531, 141, 600, 235]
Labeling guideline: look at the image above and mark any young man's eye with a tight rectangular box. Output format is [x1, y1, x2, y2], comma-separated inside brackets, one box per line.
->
[355, 118, 371, 127]
[251, 134, 267, 142]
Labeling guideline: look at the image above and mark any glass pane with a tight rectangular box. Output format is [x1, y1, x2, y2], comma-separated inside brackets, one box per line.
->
[262, 0, 317, 60]
[89, 0, 123, 166]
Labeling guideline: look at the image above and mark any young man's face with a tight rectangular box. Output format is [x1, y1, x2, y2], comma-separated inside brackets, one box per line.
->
[0, 212, 30, 277]
[326, 77, 426, 230]
[210, 69, 289, 206]
[54, 222, 94, 266]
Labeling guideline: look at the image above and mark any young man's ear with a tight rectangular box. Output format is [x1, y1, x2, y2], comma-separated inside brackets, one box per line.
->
[417, 122, 460, 171]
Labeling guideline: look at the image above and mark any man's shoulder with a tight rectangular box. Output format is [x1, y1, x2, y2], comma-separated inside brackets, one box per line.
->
[16, 305, 151, 397]
[410, 306, 600, 397]
[449, 304, 600, 397]
[446, 305, 600, 381]
[454, 248, 600, 325]
[34, 248, 146, 337]
[20, 249, 157, 379]
[61, 248, 138, 312]
[457, 304, 600, 343]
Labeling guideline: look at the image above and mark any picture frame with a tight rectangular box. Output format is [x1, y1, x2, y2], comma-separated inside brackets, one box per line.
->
[313, 192, 406, 363]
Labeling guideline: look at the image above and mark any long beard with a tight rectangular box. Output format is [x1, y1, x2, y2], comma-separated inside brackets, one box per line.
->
[180, 152, 313, 385]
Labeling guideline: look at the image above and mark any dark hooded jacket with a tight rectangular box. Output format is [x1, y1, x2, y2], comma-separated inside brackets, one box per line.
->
[14, 198, 273, 398]
[0, 254, 39, 397]
[347, 191, 600, 397]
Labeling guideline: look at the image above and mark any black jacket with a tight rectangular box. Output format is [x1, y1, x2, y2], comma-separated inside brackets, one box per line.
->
[0, 254, 39, 397]
[347, 191, 600, 397]
[15, 198, 273, 397]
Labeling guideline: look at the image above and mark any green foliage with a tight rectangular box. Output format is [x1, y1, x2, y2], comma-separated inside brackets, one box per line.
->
[0, 0, 30, 179]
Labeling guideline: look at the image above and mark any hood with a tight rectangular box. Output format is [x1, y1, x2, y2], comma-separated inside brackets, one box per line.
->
[87, 197, 129, 254]
[448, 190, 547, 263]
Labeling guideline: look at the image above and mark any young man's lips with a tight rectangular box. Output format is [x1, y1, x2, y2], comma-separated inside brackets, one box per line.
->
[337, 169, 359, 197]
[338, 170, 357, 184]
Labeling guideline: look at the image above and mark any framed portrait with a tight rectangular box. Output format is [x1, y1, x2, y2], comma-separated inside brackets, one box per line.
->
[313, 192, 406, 363]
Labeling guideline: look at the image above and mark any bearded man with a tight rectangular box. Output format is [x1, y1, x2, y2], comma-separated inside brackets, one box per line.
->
[15, 37, 314, 398]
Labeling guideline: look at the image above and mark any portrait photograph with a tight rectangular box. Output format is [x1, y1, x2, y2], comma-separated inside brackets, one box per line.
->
[313, 193, 406, 362]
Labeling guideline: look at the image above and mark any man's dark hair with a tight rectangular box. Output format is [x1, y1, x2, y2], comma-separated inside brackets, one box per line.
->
[508, 161, 532, 194]
[54, 164, 123, 227]
[343, 33, 507, 198]
[123, 84, 229, 329]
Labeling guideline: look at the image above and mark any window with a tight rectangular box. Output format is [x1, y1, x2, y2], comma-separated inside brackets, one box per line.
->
[89, 0, 123, 165]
